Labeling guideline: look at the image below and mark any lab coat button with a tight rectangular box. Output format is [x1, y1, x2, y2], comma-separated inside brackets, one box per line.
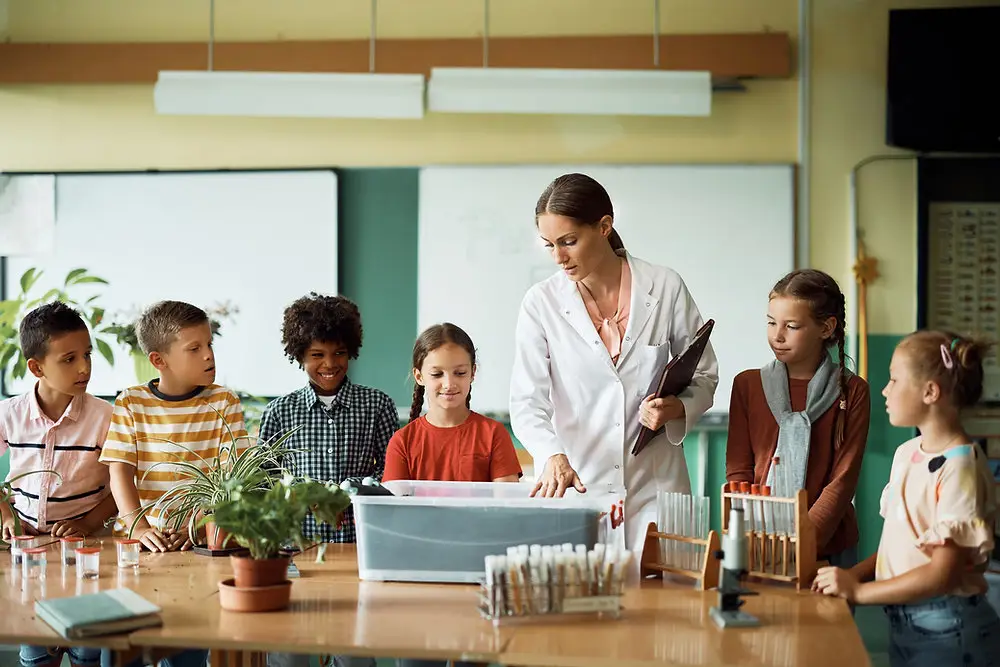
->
[625, 336, 630, 341]
[615, 422, 621, 427]
[615, 465, 620, 470]
[645, 302, 650, 307]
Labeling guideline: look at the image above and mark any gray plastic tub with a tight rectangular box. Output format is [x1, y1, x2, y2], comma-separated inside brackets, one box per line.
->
[352, 480, 613, 583]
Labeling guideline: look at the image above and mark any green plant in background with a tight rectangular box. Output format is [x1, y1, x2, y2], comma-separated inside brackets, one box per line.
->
[121, 418, 302, 542]
[236, 391, 268, 437]
[0, 268, 116, 382]
[204, 475, 351, 560]
[1, 470, 61, 540]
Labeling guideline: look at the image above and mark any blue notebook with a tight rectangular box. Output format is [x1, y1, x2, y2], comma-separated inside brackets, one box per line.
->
[35, 588, 162, 639]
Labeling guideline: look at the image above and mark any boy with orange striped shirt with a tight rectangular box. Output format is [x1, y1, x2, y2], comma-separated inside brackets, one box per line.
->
[99, 300, 247, 553]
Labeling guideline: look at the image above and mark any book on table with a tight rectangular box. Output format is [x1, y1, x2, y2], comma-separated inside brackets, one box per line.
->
[35, 588, 162, 639]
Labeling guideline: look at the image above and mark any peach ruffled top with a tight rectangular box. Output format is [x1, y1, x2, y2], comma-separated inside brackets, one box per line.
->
[876, 437, 996, 596]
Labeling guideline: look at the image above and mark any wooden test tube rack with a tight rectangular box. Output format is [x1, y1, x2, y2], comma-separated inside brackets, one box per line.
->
[639, 522, 721, 591]
[721, 483, 817, 590]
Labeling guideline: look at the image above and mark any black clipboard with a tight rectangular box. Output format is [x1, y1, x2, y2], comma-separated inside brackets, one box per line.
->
[631, 319, 715, 456]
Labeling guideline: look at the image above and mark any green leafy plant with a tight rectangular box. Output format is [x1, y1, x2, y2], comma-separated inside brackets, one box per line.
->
[204, 475, 352, 560]
[0, 268, 116, 382]
[120, 417, 302, 542]
[1, 470, 62, 538]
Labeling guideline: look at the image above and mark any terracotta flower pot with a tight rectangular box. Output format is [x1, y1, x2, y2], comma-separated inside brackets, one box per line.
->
[204, 520, 229, 551]
[230, 554, 290, 588]
[218, 578, 291, 613]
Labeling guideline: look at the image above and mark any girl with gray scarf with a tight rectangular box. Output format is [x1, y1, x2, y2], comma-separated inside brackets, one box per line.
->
[726, 269, 870, 569]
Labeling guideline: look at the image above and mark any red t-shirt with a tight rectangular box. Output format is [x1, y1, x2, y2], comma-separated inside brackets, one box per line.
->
[383, 412, 523, 482]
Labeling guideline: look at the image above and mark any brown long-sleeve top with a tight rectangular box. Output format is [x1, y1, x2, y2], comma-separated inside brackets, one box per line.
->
[725, 369, 871, 557]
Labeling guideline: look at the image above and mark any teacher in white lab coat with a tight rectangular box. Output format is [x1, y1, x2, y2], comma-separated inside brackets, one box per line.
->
[509, 173, 719, 554]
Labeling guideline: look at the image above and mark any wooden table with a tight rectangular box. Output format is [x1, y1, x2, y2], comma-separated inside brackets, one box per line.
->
[500, 581, 868, 667]
[2, 542, 870, 667]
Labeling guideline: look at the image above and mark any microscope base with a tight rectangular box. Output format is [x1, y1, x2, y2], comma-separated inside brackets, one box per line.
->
[709, 606, 760, 628]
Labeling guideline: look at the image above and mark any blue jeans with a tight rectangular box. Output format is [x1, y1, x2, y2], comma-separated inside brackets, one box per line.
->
[100, 649, 208, 667]
[20, 645, 101, 667]
[885, 594, 1000, 667]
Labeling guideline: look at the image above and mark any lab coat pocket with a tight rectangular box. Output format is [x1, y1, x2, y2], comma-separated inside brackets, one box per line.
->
[636, 342, 671, 398]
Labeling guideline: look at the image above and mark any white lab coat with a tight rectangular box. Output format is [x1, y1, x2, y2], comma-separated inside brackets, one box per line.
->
[510, 252, 719, 555]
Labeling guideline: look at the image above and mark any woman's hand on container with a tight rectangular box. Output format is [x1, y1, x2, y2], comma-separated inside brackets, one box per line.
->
[531, 454, 586, 498]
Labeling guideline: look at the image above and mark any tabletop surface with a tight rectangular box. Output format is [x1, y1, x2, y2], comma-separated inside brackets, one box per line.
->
[1, 541, 871, 667]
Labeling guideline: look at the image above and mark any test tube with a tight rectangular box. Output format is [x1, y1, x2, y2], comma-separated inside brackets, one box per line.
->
[762, 485, 774, 572]
[60, 536, 83, 567]
[728, 481, 741, 510]
[656, 490, 665, 563]
[117, 539, 140, 569]
[739, 482, 752, 534]
[21, 547, 47, 580]
[684, 494, 694, 571]
[75, 547, 100, 580]
[671, 493, 681, 569]
[700, 496, 710, 568]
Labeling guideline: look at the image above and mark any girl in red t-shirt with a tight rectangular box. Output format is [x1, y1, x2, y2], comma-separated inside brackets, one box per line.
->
[383, 323, 522, 483]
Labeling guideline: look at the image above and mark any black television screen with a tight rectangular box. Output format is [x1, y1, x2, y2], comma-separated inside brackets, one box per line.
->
[886, 6, 1000, 153]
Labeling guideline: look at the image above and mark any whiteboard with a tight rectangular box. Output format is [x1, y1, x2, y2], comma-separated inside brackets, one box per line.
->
[417, 164, 794, 416]
[4, 170, 338, 398]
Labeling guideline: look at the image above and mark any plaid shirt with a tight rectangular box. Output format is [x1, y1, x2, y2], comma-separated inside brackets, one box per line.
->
[258, 379, 397, 543]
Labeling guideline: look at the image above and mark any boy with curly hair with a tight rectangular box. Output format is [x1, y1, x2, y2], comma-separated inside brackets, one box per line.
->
[259, 293, 397, 544]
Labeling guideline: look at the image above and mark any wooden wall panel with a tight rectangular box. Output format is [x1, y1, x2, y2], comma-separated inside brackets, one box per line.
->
[0, 32, 791, 83]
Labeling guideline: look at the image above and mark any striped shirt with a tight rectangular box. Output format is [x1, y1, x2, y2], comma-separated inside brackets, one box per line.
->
[0, 386, 113, 531]
[99, 381, 247, 528]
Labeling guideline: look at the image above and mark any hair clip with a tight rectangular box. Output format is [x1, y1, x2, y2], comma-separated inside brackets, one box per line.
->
[839, 399, 847, 410]
[950, 338, 961, 352]
[940, 343, 954, 370]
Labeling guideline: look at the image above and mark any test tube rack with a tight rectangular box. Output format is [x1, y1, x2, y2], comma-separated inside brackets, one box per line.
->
[721, 483, 817, 590]
[639, 522, 721, 590]
[478, 545, 628, 625]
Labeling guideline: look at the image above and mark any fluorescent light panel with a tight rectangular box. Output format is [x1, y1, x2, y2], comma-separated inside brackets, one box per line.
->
[428, 67, 712, 117]
[154, 70, 426, 119]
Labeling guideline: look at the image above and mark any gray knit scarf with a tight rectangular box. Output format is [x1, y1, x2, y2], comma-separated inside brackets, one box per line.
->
[761, 354, 843, 496]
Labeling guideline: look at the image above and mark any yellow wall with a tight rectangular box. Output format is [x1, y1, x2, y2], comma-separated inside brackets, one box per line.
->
[0, 0, 798, 168]
[809, 0, 998, 336]
[5, 0, 988, 337]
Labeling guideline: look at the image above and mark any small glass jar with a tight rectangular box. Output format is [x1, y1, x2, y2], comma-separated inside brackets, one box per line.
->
[75, 547, 100, 580]
[116, 539, 140, 569]
[10, 535, 36, 569]
[60, 536, 84, 567]
[21, 547, 47, 580]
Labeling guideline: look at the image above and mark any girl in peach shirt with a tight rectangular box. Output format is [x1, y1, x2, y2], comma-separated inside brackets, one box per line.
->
[814, 331, 1000, 667]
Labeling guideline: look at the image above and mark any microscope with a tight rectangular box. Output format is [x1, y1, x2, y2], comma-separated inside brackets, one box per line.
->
[709, 506, 760, 628]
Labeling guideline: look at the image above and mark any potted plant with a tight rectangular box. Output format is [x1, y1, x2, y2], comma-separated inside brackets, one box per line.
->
[0, 268, 116, 384]
[204, 474, 351, 612]
[121, 419, 299, 551]
[105, 301, 237, 383]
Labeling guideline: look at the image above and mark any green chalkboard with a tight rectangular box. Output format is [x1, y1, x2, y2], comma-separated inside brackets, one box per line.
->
[337, 168, 420, 409]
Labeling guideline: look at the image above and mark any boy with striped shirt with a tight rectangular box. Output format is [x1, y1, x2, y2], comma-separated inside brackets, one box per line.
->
[100, 300, 247, 553]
